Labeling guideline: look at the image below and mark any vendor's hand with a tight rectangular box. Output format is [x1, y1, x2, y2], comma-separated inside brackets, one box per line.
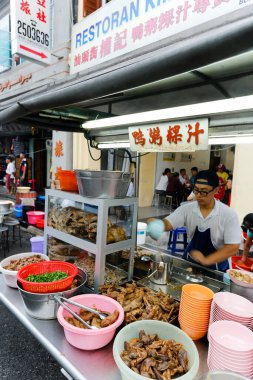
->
[189, 250, 208, 266]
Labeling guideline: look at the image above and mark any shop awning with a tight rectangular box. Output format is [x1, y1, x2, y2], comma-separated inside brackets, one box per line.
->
[1, 8, 253, 132]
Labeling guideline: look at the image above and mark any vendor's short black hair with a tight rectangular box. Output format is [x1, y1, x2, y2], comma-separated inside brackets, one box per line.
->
[242, 213, 253, 229]
[195, 170, 219, 188]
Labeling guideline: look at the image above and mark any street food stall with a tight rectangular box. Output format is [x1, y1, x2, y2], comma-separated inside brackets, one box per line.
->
[0, 168, 253, 380]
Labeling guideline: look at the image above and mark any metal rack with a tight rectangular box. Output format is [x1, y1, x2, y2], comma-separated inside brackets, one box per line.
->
[44, 189, 138, 291]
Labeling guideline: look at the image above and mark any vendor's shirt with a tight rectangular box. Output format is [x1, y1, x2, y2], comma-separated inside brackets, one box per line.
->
[165, 200, 241, 250]
[156, 175, 168, 191]
[6, 162, 15, 178]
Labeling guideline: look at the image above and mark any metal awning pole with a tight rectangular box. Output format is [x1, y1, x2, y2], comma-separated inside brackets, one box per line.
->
[135, 153, 140, 198]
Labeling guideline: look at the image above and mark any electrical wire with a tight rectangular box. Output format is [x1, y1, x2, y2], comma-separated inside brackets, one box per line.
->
[210, 145, 235, 151]
[109, 150, 150, 158]
[87, 140, 102, 161]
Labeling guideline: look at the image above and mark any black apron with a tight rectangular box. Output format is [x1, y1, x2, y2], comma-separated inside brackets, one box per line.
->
[183, 226, 229, 272]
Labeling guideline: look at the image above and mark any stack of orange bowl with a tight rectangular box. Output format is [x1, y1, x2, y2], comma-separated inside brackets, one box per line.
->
[179, 284, 214, 340]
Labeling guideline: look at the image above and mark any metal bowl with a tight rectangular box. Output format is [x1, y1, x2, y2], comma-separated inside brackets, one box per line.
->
[75, 170, 131, 198]
[0, 200, 14, 213]
[17, 268, 87, 319]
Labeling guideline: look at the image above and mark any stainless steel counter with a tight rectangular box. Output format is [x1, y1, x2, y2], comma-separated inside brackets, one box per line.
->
[0, 274, 209, 380]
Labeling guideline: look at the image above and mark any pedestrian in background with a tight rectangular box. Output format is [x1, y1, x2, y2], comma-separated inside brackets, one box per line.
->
[19, 152, 28, 186]
[5, 156, 15, 194]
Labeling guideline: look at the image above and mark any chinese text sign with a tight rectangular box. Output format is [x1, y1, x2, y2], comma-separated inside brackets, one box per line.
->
[70, 0, 253, 74]
[10, 0, 52, 64]
[129, 118, 208, 152]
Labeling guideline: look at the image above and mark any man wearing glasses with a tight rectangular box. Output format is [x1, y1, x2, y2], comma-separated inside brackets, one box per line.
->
[148, 170, 241, 271]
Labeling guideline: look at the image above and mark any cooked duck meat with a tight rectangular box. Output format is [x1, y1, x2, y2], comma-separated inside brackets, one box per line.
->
[120, 331, 189, 379]
[107, 224, 127, 243]
[100, 283, 179, 325]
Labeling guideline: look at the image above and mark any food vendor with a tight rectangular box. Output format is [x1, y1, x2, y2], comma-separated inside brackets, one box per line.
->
[148, 170, 241, 271]
[240, 213, 253, 271]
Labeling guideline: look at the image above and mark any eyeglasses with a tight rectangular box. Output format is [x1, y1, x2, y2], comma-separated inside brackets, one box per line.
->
[193, 187, 215, 197]
[242, 223, 253, 231]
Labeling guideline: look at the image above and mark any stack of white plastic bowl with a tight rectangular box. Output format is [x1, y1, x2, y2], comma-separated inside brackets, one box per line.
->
[209, 292, 253, 331]
[208, 320, 253, 378]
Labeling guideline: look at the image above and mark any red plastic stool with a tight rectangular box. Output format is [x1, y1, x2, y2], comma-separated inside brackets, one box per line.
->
[28, 179, 36, 191]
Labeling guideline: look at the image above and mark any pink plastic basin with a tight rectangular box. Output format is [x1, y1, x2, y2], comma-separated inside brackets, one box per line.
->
[26, 211, 45, 225]
[57, 294, 124, 350]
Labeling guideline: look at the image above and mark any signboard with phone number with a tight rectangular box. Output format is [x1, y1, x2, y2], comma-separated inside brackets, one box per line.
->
[10, 0, 52, 64]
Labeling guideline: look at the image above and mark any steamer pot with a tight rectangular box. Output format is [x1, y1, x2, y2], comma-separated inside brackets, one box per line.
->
[17, 268, 87, 319]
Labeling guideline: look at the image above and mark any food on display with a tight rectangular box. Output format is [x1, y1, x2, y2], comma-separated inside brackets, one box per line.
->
[26, 271, 68, 283]
[121, 247, 155, 260]
[120, 329, 189, 378]
[65, 308, 119, 329]
[3, 254, 47, 271]
[100, 283, 179, 324]
[48, 237, 82, 257]
[76, 253, 127, 288]
[229, 269, 253, 284]
[48, 206, 126, 243]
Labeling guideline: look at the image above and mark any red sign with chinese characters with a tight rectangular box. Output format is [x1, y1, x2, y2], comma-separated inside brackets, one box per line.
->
[10, 0, 52, 64]
[129, 119, 208, 152]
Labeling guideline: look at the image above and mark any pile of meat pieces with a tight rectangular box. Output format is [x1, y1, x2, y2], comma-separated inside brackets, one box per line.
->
[121, 330, 188, 379]
[48, 206, 126, 243]
[100, 283, 179, 324]
[65, 309, 119, 329]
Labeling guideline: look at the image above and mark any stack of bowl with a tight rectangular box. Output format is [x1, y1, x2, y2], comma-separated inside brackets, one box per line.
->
[209, 292, 253, 331]
[208, 320, 253, 378]
[179, 284, 214, 340]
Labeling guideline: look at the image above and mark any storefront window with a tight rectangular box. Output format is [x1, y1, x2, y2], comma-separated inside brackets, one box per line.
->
[0, 14, 11, 73]
[83, 0, 101, 17]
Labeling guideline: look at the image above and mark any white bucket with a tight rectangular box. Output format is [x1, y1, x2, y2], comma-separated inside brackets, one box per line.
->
[137, 222, 147, 245]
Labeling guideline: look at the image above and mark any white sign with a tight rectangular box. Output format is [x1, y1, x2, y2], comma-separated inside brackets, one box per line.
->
[10, 0, 52, 64]
[129, 118, 209, 152]
[70, 0, 253, 74]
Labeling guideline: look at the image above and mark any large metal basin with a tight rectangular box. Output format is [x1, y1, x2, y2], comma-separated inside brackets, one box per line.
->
[75, 170, 131, 198]
[0, 200, 14, 213]
[17, 268, 87, 319]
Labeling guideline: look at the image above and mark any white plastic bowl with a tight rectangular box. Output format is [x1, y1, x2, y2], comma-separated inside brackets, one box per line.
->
[197, 371, 251, 380]
[113, 320, 199, 380]
[0, 252, 49, 288]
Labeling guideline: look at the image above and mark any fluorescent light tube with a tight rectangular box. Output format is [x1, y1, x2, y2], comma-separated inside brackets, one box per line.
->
[208, 135, 253, 145]
[97, 142, 131, 149]
[82, 95, 253, 130]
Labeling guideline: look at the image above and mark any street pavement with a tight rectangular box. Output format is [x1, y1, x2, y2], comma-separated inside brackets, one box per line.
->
[0, 200, 66, 380]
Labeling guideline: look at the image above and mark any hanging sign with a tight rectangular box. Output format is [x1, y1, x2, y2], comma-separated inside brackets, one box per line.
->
[70, 0, 253, 74]
[129, 118, 209, 152]
[10, 0, 52, 64]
